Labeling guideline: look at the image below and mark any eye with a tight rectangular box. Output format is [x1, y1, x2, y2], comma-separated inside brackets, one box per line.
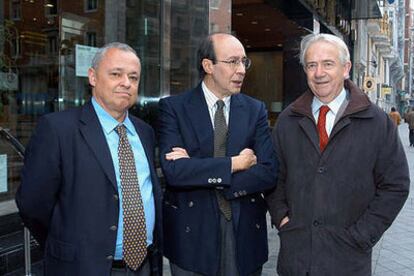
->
[110, 72, 121, 78]
[227, 59, 239, 65]
[129, 76, 139, 82]
[323, 61, 335, 69]
[306, 63, 317, 71]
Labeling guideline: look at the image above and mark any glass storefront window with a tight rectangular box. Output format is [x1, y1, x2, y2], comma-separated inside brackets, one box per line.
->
[0, 0, 229, 273]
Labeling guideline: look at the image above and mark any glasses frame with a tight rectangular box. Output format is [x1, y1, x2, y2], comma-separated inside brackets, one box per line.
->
[212, 57, 252, 70]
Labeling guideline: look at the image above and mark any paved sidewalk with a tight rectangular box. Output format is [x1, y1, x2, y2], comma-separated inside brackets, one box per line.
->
[370, 123, 414, 276]
[163, 123, 414, 276]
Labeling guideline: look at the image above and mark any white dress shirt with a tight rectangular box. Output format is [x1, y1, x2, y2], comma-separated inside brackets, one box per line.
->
[312, 88, 347, 136]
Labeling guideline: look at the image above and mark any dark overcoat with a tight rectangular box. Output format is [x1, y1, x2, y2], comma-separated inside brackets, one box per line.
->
[266, 80, 410, 276]
[15, 102, 163, 276]
[158, 85, 278, 276]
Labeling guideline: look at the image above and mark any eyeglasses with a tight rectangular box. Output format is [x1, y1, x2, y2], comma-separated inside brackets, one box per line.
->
[213, 57, 252, 70]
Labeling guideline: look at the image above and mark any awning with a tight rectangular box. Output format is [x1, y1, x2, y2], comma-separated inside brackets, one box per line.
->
[352, 0, 382, 19]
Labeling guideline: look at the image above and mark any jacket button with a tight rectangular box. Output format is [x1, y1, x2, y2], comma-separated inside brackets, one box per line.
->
[217, 178, 222, 183]
[188, 201, 194, 207]
[313, 220, 320, 226]
[256, 224, 261, 229]
[208, 178, 212, 183]
[250, 198, 256, 203]
[106, 255, 114, 260]
[317, 167, 326, 173]
[233, 192, 239, 197]
[110, 225, 117, 231]
[370, 237, 376, 244]
[113, 194, 119, 201]
[185, 226, 191, 233]
[212, 178, 217, 183]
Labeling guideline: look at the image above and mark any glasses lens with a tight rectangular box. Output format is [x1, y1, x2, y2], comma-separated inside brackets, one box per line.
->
[243, 58, 251, 69]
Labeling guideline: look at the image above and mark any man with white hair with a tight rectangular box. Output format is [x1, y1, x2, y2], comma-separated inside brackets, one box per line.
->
[266, 33, 409, 276]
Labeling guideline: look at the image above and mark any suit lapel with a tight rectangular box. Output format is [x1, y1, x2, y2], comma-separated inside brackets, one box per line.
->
[78, 102, 117, 190]
[227, 95, 247, 156]
[185, 87, 214, 157]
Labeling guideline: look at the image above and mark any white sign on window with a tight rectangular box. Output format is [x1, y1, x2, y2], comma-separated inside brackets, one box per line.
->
[0, 154, 7, 193]
[75, 44, 99, 77]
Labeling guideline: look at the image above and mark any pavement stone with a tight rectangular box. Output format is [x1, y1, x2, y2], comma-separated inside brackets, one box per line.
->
[163, 123, 414, 276]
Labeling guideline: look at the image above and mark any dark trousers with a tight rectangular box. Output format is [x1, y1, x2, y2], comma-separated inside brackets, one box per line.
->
[170, 213, 262, 276]
[409, 129, 414, 146]
[111, 257, 151, 276]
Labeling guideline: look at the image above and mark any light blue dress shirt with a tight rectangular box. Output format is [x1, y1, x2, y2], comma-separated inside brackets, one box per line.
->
[92, 98, 155, 260]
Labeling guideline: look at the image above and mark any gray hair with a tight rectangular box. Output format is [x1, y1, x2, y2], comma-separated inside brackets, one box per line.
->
[91, 42, 139, 69]
[299, 33, 350, 66]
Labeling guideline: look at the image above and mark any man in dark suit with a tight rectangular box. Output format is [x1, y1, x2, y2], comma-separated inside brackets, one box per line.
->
[15, 42, 162, 276]
[158, 33, 278, 276]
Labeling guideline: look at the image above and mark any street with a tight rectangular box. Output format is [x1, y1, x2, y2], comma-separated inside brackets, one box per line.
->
[163, 122, 414, 276]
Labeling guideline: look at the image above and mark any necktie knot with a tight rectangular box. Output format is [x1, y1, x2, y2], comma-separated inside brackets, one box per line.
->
[319, 105, 330, 116]
[216, 100, 225, 110]
[116, 124, 127, 138]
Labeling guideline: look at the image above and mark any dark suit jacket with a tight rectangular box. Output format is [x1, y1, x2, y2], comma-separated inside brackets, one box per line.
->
[158, 84, 278, 276]
[15, 102, 163, 276]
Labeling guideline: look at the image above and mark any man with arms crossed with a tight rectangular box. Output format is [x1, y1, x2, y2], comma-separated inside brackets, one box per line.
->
[158, 33, 278, 276]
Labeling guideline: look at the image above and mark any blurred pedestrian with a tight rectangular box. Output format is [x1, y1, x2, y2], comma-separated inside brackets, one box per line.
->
[405, 107, 414, 146]
[389, 107, 401, 126]
[266, 33, 410, 276]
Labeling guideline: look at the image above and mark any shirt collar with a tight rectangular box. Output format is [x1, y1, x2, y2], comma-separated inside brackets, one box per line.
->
[201, 81, 231, 109]
[91, 97, 135, 136]
[312, 88, 347, 116]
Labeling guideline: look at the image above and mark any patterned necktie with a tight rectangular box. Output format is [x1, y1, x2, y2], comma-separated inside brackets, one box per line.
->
[116, 124, 147, 270]
[214, 100, 232, 221]
[317, 105, 330, 152]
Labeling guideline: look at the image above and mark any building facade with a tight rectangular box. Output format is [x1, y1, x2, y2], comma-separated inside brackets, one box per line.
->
[1, 0, 406, 274]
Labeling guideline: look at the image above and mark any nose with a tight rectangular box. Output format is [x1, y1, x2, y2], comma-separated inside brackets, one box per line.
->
[120, 74, 131, 87]
[235, 62, 246, 74]
[314, 64, 326, 77]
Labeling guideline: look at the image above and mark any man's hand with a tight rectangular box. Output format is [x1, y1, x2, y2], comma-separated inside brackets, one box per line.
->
[165, 147, 190, 161]
[231, 148, 257, 173]
[279, 216, 290, 228]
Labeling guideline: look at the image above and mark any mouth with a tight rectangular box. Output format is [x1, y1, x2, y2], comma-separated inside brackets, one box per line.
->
[314, 81, 329, 86]
[232, 80, 244, 87]
[115, 91, 131, 96]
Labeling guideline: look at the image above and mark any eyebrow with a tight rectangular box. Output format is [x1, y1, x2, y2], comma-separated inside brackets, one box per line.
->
[306, 59, 336, 63]
[108, 68, 139, 74]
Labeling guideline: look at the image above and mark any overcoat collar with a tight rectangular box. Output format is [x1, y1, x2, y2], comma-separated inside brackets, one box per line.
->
[288, 79, 373, 155]
[290, 79, 372, 119]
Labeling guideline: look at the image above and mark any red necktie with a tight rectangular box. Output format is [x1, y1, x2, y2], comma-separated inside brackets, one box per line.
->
[317, 105, 330, 151]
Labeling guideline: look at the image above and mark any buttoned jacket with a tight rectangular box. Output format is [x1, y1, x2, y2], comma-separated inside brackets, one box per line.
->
[158, 84, 278, 276]
[16, 102, 163, 276]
